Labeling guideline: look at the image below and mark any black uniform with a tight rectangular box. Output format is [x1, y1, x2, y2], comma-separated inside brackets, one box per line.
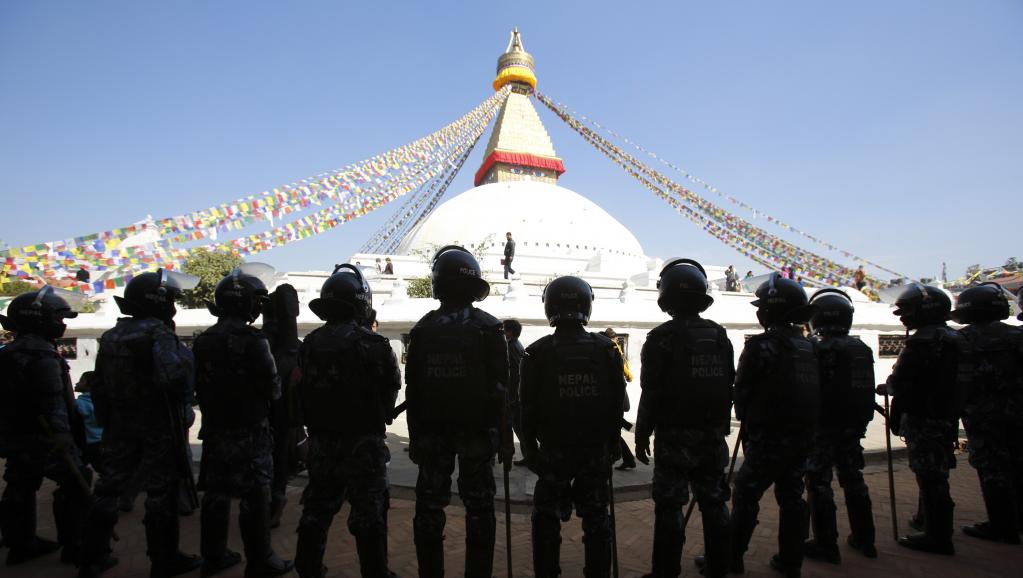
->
[194, 317, 282, 571]
[959, 321, 1023, 537]
[261, 284, 303, 523]
[405, 304, 508, 578]
[507, 336, 526, 445]
[81, 317, 196, 574]
[635, 316, 734, 578]
[520, 324, 626, 578]
[804, 335, 876, 556]
[0, 333, 88, 564]
[731, 325, 820, 574]
[886, 323, 971, 551]
[295, 320, 401, 578]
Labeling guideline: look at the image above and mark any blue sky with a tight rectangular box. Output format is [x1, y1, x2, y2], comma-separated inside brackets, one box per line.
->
[2, 1, 1020, 281]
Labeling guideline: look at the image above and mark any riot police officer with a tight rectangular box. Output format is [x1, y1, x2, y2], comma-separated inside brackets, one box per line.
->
[0, 287, 88, 566]
[79, 269, 203, 578]
[194, 268, 293, 577]
[634, 260, 734, 578]
[803, 288, 877, 562]
[877, 283, 971, 555]
[727, 273, 819, 578]
[295, 264, 401, 578]
[260, 283, 302, 528]
[951, 283, 1022, 544]
[520, 275, 627, 578]
[405, 246, 509, 578]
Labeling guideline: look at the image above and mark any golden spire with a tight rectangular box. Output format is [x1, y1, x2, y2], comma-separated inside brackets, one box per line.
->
[493, 27, 537, 92]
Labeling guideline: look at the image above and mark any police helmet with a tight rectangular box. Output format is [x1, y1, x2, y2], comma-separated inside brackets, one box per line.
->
[952, 282, 1010, 325]
[0, 286, 78, 339]
[892, 283, 951, 329]
[309, 263, 372, 321]
[751, 273, 813, 327]
[809, 287, 854, 336]
[656, 258, 713, 315]
[542, 275, 594, 326]
[209, 268, 270, 323]
[430, 245, 490, 303]
[114, 268, 198, 322]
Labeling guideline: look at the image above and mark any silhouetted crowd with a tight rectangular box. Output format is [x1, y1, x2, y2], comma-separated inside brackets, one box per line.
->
[1, 249, 1021, 578]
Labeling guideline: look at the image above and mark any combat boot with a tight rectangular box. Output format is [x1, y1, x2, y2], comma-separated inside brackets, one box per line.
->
[199, 493, 241, 577]
[355, 532, 397, 578]
[898, 486, 954, 556]
[464, 512, 496, 578]
[722, 502, 759, 574]
[962, 484, 1021, 544]
[295, 525, 328, 578]
[701, 503, 731, 578]
[805, 489, 839, 563]
[769, 554, 801, 578]
[3, 494, 61, 566]
[532, 526, 561, 578]
[53, 485, 87, 564]
[144, 511, 203, 578]
[77, 555, 120, 578]
[844, 492, 877, 558]
[583, 532, 612, 578]
[645, 513, 684, 578]
[775, 502, 807, 575]
[414, 537, 445, 578]
[238, 488, 293, 578]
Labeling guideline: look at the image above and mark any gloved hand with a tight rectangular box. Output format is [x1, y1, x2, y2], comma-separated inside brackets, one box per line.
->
[635, 436, 651, 465]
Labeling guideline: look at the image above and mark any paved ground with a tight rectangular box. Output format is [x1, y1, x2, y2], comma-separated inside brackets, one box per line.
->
[5, 452, 1023, 578]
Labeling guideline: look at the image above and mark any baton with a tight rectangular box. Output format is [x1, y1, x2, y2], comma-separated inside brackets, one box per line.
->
[608, 453, 619, 578]
[883, 392, 899, 541]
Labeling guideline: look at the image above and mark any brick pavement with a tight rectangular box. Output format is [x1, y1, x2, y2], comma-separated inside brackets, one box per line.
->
[4, 455, 1023, 577]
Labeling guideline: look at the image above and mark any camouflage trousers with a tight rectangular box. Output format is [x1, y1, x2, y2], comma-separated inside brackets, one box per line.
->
[82, 422, 184, 565]
[0, 439, 90, 554]
[805, 427, 870, 502]
[299, 433, 390, 538]
[651, 427, 731, 578]
[411, 428, 497, 541]
[198, 421, 274, 495]
[652, 427, 730, 509]
[900, 414, 957, 485]
[900, 414, 957, 541]
[962, 413, 1023, 490]
[804, 427, 875, 546]
[732, 427, 813, 569]
[533, 446, 613, 578]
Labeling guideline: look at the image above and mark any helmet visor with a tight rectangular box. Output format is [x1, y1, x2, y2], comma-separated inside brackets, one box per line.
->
[159, 269, 200, 292]
[39, 286, 84, 317]
[236, 262, 276, 287]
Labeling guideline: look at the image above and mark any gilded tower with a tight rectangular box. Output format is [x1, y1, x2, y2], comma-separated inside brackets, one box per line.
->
[474, 29, 566, 186]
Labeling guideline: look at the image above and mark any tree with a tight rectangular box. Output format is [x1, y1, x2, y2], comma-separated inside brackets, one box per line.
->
[407, 276, 433, 298]
[179, 249, 242, 309]
[0, 279, 37, 297]
[1005, 257, 1020, 272]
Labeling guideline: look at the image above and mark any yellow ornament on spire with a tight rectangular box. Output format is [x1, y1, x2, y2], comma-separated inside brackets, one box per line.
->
[492, 27, 537, 92]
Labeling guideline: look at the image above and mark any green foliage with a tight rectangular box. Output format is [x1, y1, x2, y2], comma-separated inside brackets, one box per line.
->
[179, 249, 243, 309]
[406, 276, 433, 298]
[0, 280, 36, 297]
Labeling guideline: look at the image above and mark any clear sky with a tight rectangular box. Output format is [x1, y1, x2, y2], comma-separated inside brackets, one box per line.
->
[2, 0, 1020, 281]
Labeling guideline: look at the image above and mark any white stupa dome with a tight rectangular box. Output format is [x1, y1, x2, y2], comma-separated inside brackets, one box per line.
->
[397, 181, 649, 278]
